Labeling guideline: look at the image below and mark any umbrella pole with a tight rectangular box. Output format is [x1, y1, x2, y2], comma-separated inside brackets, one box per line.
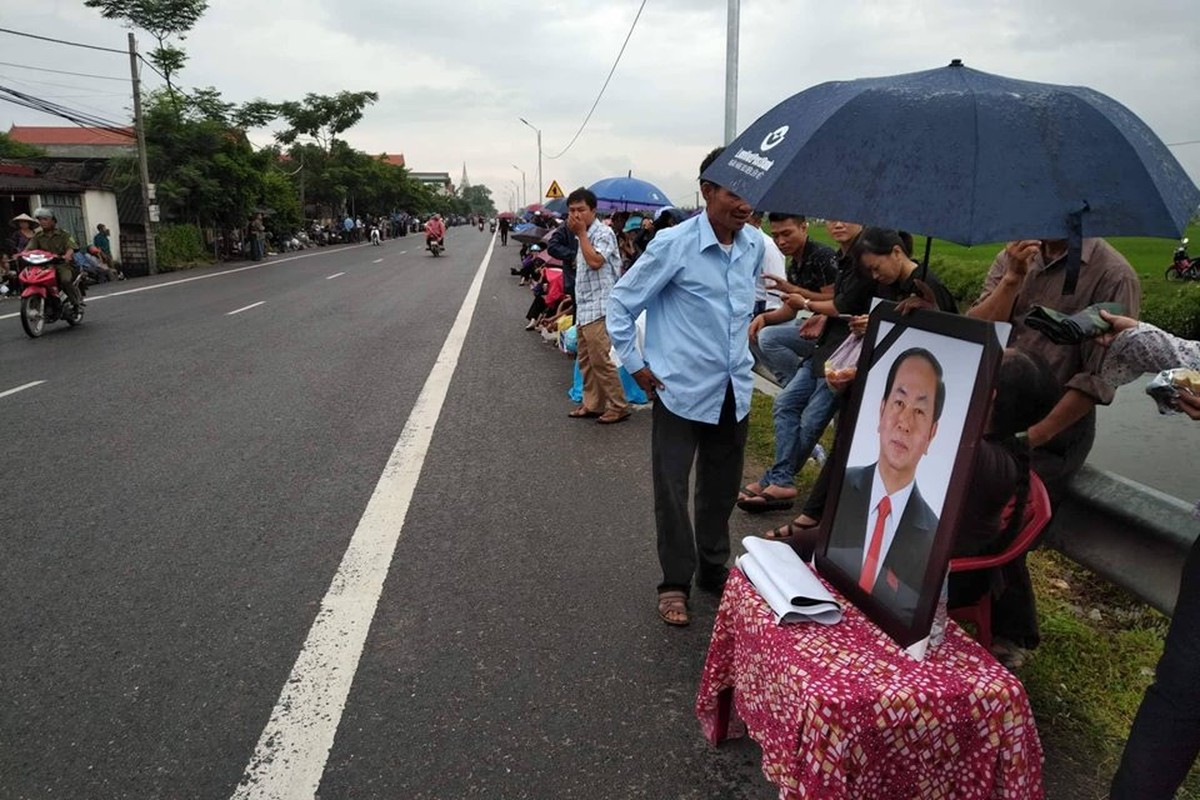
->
[921, 236, 932, 281]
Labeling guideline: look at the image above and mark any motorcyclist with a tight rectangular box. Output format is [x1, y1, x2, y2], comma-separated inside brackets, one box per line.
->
[425, 214, 446, 251]
[24, 207, 84, 308]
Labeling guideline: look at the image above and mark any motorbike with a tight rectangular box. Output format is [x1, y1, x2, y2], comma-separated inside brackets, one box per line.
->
[370, 226, 382, 246]
[427, 236, 444, 257]
[489, 219, 497, 233]
[1166, 238, 1200, 281]
[16, 250, 84, 338]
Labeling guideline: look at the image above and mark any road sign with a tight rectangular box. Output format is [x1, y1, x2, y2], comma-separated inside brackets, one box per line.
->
[148, 204, 160, 222]
[545, 180, 564, 199]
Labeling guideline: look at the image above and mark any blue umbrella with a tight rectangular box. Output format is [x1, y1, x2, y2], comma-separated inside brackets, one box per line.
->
[588, 176, 673, 211]
[702, 60, 1200, 246]
[544, 197, 568, 215]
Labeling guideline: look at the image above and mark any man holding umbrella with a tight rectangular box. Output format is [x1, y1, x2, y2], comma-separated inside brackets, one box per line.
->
[607, 147, 765, 627]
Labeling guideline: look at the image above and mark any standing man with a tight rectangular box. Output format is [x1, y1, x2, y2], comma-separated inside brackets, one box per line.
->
[566, 188, 629, 425]
[546, 220, 579, 298]
[498, 214, 511, 247]
[25, 207, 84, 309]
[93, 223, 112, 262]
[607, 147, 764, 626]
[966, 236, 1140, 657]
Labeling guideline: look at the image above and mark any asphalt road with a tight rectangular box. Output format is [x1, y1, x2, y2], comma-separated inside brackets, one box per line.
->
[0, 233, 771, 799]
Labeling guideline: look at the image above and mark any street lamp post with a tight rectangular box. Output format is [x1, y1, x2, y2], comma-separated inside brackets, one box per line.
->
[511, 165, 526, 208]
[725, 0, 740, 144]
[519, 117, 542, 202]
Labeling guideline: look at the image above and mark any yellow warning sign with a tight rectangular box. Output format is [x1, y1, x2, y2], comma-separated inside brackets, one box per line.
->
[545, 180, 564, 199]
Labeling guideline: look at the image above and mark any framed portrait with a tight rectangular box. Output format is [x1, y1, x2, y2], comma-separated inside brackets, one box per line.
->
[812, 302, 1005, 659]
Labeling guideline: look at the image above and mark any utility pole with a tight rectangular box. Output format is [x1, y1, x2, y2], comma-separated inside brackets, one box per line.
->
[724, 0, 740, 144]
[520, 118, 542, 201]
[128, 33, 157, 274]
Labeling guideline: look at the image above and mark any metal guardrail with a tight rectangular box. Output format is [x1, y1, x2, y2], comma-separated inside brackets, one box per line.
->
[1048, 466, 1196, 616]
[752, 367, 1194, 617]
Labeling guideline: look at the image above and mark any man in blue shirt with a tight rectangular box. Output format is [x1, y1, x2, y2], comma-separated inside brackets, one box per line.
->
[607, 147, 764, 627]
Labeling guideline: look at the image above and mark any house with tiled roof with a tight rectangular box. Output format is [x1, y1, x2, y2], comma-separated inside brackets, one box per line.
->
[8, 125, 137, 159]
[0, 158, 128, 266]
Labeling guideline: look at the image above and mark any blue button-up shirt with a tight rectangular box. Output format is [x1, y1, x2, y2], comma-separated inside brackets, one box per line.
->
[607, 213, 763, 424]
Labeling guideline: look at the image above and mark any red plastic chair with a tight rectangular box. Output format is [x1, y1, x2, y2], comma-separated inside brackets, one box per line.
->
[948, 471, 1052, 650]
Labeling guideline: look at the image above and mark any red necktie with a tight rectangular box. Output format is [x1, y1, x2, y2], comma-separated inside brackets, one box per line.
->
[859, 495, 892, 592]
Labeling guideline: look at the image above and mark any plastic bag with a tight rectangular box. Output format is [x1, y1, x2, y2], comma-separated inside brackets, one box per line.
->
[823, 333, 862, 391]
[1146, 368, 1200, 414]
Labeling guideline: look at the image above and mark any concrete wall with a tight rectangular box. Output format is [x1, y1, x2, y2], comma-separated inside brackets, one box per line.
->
[82, 190, 121, 263]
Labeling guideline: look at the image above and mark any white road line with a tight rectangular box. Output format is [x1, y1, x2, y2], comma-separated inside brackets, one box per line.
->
[372, 258, 383, 263]
[0, 247, 364, 321]
[0, 380, 46, 400]
[230, 236, 496, 800]
[326, 272, 345, 280]
[227, 301, 265, 316]
[399, 251, 407, 254]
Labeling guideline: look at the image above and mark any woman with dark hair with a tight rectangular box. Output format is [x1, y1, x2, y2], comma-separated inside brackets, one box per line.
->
[855, 226, 958, 312]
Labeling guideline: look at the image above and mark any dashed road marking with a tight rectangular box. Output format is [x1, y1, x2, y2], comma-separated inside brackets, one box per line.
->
[227, 301, 265, 316]
[0, 380, 46, 400]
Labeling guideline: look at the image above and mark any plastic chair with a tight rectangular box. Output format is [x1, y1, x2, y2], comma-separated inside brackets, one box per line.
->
[948, 471, 1052, 650]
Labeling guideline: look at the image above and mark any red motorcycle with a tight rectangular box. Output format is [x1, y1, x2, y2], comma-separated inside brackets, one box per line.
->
[16, 249, 84, 338]
[1166, 238, 1200, 281]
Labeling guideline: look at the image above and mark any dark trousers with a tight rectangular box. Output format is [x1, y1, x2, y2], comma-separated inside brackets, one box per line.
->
[500, 229, 508, 246]
[653, 383, 748, 594]
[991, 413, 1097, 648]
[1111, 536, 1200, 799]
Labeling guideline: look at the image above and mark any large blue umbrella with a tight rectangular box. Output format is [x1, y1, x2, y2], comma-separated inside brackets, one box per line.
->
[588, 176, 672, 211]
[702, 60, 1200, 246]
[544, 197, 568, 215]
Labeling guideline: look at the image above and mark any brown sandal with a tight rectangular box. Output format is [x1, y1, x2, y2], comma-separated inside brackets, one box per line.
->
[764, 519, 818, 540]
[568, 407, 601, 418]
[657, 590, 690, 626]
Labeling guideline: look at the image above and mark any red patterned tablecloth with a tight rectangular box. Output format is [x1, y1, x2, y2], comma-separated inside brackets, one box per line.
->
[696, 568, 1044, 800]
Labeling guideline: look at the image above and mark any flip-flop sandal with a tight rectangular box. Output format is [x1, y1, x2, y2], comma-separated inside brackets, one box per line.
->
[737, 493, 797, 514]
[764, 520, 817, 540]
[738, 484, 763, 502]
[657, 590, 690, 627]
[568, 407, 601, 418]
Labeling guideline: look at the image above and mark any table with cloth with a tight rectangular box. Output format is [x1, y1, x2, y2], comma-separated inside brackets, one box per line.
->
[695, 568, 1044, 799]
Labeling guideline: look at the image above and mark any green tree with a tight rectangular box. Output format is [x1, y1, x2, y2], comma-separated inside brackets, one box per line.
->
[84, 0, 209, 101]
[0, 132, 44, 158]
[274, 91, 380, 152]
[458, 184, 496, 217]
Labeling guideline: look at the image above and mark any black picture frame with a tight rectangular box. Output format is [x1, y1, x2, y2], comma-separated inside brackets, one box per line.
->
[810, 302, 1004, 656]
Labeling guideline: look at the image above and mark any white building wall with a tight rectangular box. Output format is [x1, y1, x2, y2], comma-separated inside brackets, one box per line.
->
[82, 190, 121, 263]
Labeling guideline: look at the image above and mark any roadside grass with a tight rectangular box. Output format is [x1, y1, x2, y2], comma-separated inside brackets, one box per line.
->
[803, 222, 1200, 336]
[746, 389, 1200, 797]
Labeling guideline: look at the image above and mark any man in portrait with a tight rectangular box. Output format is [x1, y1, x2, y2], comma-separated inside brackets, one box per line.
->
[826, 347, 945, 626]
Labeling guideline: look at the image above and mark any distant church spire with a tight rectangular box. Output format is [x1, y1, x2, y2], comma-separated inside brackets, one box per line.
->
[461, 162, 470, 190]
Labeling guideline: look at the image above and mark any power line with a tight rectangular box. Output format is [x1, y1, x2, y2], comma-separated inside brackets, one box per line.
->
[0, 59, 127, 82]
[1167, 139, 1200, 148]
[0, 27, 126, 55]
[0, 84, 132, 133]
[545, 0, 647, 160]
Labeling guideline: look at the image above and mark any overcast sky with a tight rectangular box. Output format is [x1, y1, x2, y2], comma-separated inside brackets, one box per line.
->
[5, 0, 1199, 215]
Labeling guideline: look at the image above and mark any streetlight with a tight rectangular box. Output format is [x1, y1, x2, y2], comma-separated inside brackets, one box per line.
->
[519, 117, 542, 203]
[507, 180, 521, 212]
[511, 164, 526, 208]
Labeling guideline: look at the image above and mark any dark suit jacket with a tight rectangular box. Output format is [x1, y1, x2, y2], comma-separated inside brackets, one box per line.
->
[827, 463, 940, 626]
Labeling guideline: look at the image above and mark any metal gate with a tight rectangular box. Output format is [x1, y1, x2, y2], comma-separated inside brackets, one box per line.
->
[41, 193, 87, 250]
